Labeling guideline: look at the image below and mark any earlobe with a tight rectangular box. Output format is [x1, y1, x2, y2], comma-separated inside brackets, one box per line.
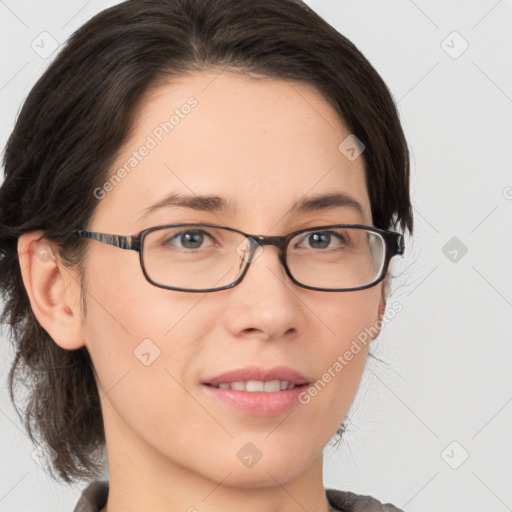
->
[18, 231, 86, 350]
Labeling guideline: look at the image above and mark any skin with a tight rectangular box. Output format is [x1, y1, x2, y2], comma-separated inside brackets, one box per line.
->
[19, 70, 389, 512]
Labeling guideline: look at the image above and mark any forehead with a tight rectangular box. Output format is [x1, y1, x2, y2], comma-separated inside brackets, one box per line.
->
[90, 70, 372, 231]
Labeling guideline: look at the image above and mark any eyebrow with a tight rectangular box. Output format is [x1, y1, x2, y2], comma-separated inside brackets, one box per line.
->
[291, 192, 365, 218]
[139, 191, 365, 220]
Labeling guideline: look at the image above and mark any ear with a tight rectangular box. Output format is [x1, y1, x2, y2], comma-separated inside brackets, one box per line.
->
[378, 272, 389, 321]
[18, 231, 86, 350]
[369, 272, 389, 342]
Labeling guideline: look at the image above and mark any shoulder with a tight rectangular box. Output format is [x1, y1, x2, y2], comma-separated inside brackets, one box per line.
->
[326, 487, 404, 512]
[73, 480, 109, 512]
[73, 481, 404, 512]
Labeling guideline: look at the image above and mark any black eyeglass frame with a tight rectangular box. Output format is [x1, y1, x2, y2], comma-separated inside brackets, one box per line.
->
[74, 223, 405, 293]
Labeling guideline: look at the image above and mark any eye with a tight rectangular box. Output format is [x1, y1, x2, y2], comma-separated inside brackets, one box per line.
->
[165, 229, 216, 250]
[296, 230, 345, 250]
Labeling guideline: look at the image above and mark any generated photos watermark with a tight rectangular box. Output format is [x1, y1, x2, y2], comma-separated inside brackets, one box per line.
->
[298, 300, 403, 405]
[93, 97, 198, 200]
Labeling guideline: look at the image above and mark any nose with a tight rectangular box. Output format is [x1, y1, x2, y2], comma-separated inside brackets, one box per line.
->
[221, 241, 305, 341]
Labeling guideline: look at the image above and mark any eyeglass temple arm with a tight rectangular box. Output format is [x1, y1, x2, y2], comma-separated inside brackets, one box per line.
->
[394, 233, 405, 255]
[74, 230, 141, 251]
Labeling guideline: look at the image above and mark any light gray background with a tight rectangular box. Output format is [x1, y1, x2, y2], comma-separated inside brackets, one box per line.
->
[1, 1, 511, 511]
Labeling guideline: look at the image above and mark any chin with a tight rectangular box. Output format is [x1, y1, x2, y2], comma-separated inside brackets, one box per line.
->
[221, 466, 304, 489]
[211, 451, 310, 489]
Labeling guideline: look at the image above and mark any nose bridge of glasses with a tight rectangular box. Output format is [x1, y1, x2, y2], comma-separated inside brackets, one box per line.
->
[253, 234, 288, 257]
[252, 234, 286, 248]
[237, 234, 287, 265]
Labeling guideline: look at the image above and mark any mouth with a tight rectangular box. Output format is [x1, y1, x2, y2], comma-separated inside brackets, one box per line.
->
[201, 366, 311, 416]
[203, 379, 304, 392]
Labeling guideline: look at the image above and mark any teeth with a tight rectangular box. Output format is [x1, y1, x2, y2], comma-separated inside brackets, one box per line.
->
[263, 380, 281, 392]
[214, 380, 298, 392]
[231, 381, 246, 391]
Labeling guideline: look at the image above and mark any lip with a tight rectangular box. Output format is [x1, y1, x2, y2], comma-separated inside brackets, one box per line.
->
[202, 365, 310, 386]
[201, 365, 310, 417]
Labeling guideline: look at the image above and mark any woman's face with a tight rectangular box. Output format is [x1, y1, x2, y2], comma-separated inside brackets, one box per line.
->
[81, 70, 386, 487]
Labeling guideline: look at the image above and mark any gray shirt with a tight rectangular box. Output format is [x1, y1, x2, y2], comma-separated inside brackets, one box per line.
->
[73, 480, 404, 511]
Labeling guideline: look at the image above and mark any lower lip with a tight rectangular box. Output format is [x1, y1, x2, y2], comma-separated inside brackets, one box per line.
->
[202, 384, 309, 416]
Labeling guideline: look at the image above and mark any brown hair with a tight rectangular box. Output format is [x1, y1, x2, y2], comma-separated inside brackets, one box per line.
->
[0, 0, 413, 484]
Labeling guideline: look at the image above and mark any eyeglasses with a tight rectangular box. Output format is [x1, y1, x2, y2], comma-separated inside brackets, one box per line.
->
[74, 223, 404, 292]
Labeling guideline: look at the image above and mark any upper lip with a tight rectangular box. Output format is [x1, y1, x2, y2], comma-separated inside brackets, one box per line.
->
[203, 366, 310, 386]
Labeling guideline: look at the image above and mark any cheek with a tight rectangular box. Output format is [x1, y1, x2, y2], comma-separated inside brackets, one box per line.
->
[320, 286, 383, 347]
[82, 273, 215, 459]
[305, 287, 382, 404]
[83, 246, 211, 340]
[81, 252, 216, 397]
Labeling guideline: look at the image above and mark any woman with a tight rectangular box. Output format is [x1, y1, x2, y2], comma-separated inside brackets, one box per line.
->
[0, 0, 413, 510]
